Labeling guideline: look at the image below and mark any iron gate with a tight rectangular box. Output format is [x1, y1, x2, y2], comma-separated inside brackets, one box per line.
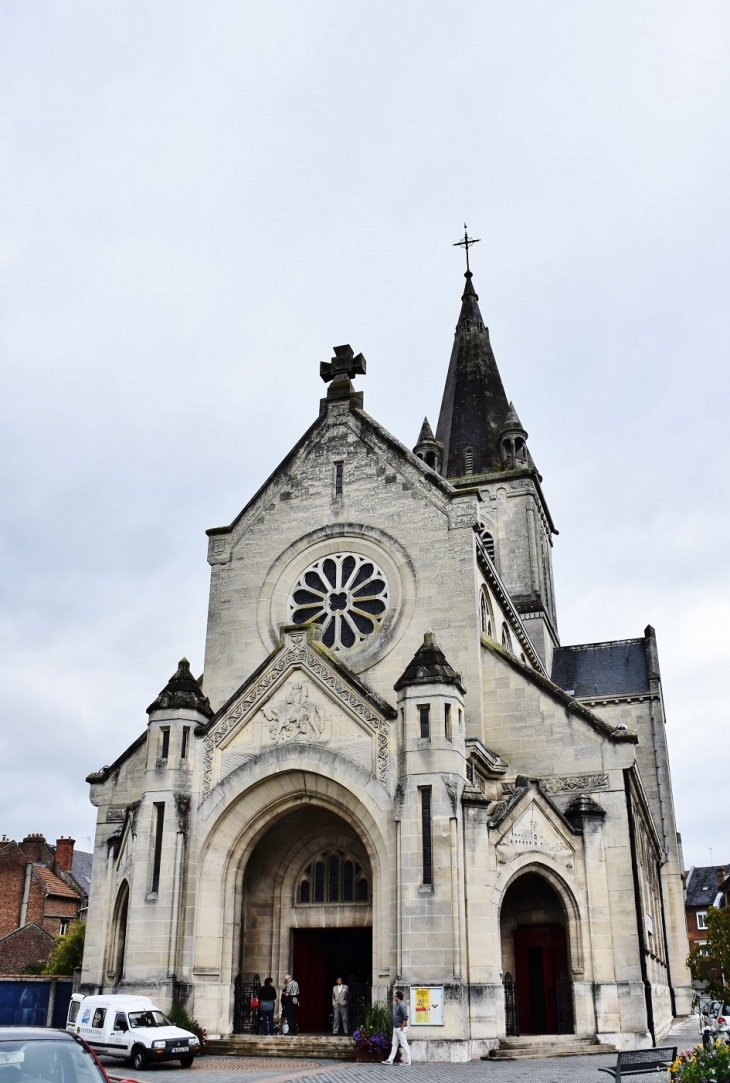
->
[233, 973, 261, 1034]
[346, 980, 371, 1031]
[503, 972, 519, 1036]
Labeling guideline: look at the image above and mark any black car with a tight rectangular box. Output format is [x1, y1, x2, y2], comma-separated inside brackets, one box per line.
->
[0, 1027, 128, 1083]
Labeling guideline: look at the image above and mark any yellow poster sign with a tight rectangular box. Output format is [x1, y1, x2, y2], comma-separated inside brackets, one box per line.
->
[410, 986, 444, 1025]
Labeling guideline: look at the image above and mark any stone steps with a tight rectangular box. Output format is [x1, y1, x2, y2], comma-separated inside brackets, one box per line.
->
[210, 1034, 355, 1060]
[487, 1036, 616, 1060]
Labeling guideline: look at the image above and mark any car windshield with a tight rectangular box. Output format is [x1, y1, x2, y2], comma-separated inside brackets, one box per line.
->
[128, 1011, 170, 1029]
[0, 1038, 106, 1083]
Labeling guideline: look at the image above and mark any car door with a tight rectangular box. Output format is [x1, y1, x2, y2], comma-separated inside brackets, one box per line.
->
[109, 1012, 130, 1056]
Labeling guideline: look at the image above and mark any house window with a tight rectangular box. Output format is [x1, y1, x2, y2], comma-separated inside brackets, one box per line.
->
[444, 703, 452, 742]
[335, 462, 344, 497]
[160, 728, 170, 761]
[420, 787, 433, 885]
[418, 705, 431, 739]
[151, 803, 165, 894]
[696, 911, 708, 930]
[59, 920, 69, 936]
[501, 623, 513, 654]
[343, 860, 354, 902]
[181, 727, 189, 761]
[329, 855, 339, 902]
[299, 879, 310, 903]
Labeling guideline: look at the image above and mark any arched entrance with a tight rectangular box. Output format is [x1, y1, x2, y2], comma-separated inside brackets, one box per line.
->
[240, 805, 372, 1032]
[500, 872, 573, 1035]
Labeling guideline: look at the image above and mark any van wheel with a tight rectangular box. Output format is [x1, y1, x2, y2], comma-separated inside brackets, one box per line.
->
[179, 1056, 194, 1068]
[131, 1047, 148, 1070]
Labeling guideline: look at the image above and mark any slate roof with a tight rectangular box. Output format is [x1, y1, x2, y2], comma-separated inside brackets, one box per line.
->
[551, 638, 649, 697]
[686, 865, 730, 908]
[71, 850, 93, 895]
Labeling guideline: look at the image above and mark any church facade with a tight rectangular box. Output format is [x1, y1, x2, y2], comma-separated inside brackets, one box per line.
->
[81, 266, 691, 1059]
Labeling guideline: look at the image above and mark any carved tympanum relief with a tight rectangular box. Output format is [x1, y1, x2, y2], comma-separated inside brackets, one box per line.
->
[202, 632, 390, 793]
[496, 802, 575, 868]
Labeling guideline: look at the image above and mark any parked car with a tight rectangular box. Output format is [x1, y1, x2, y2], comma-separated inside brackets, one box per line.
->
[702, 1001, 730, 1045]
[0, 1026, 123, 1083]
[67, 995, 199, 1070]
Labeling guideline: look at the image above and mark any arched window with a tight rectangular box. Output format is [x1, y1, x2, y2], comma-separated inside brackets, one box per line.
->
[314, 861, 325, 903]
[480, 591, 493, 638]
[343, 860, 354, 902]
[329, 855, 339, 902]
[296, 851, 369, 906]
[501, 623, 513, 654]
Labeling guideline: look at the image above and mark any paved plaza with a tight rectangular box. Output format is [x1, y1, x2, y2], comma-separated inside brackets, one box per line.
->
[102, 1017, 703, 1083]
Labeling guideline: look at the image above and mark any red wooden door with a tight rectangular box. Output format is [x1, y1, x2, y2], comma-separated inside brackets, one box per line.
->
[292, 931, 328, 1032]
[514, 924, 568, 1034]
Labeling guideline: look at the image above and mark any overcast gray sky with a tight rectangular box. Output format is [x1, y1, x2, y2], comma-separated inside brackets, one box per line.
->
[1, 2, 728, 870]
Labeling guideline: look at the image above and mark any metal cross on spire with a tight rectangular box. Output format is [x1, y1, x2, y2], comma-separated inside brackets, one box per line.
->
[453, 224, 480, 273]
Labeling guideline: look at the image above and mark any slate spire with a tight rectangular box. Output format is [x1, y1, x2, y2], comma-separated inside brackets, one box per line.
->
[146, 657, 213, 717]
[435, 270, 511, 479]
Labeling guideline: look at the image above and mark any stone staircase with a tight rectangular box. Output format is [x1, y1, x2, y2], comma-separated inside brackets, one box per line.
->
[486, 1035, 616, 1060]
[209, 1034, 356, 1060]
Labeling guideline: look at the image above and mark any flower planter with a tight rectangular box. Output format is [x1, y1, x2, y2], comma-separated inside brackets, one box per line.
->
[355, 1048, 385, 1062]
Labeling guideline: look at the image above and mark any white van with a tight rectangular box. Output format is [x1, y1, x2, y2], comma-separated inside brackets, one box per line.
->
[66, 994, 200, 1070]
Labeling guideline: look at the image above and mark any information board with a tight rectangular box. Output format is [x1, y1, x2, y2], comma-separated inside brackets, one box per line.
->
[409, 986, 444, 1026]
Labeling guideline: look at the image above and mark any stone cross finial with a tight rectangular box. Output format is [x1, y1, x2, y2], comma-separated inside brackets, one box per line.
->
[320, 344, 366, 385]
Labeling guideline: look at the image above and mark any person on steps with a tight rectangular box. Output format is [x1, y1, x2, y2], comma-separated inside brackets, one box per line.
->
[282, 974, 299, 1035]
[332, 977, 349, 1036]
[258, 977, 276, 1035]
[382, 990, 410, 1065]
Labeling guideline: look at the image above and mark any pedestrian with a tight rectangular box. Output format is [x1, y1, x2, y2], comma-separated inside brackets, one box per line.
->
[281, 974, 299, 1035]
[258, 977, 276, 1035]
[332, 976, 349, 1035]
[382, 990, 410, 1065]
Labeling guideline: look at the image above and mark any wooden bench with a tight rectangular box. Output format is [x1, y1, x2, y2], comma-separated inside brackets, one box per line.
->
[599, 1048, 677, 1082]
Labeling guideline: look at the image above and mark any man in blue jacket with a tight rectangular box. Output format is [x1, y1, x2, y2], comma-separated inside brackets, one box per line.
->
[382, 990, 411, 1065]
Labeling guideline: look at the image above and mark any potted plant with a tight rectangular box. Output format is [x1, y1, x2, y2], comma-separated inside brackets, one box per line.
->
[352, 1003, 393, 1063]
[670, 1041, 730, 1083]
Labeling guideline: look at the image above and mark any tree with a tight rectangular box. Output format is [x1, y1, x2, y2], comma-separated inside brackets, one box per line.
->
[43, 922, 86, 975]
[688, 906, 730, 1002]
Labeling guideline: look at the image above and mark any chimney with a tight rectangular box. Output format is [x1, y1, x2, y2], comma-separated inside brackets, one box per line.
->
[717, 866, 727, 890]
[55, 837, 75, 873]
[20, 834, 47, 864]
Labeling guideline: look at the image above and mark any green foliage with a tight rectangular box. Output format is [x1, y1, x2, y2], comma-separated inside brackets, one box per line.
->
[670, 1040, 730, 1083]
[688, 906, 730, 1002]
[43, 922, 85, 975]
[167, 1006, 207, 1049]
[361, 1001, 392, 1037]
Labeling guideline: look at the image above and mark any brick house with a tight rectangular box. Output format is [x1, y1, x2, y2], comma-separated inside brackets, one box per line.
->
[685, 864, 729, 958]
[0, 834, 91, 973]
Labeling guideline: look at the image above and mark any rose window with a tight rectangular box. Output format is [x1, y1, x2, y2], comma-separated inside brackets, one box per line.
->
[289, 554, 389, 651]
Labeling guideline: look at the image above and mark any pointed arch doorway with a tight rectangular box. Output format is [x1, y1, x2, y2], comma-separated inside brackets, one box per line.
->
[501, 872, 573, 1035]
[239, 805, 373, 1033]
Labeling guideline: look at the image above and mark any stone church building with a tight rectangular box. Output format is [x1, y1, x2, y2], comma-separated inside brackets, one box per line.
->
[81, 265, 691, 1058]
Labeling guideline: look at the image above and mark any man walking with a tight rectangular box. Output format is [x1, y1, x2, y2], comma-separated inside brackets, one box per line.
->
[281, 974, 299, 1035]
[332, 977, 349, 1036]
[382, 990, 410, 1065]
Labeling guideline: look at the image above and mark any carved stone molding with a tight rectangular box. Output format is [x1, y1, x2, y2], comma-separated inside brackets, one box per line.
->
[174, 793, 191, 834]
[442, 774, 459, 816]
[540, 773, 609, 796]
[105, 807, 126, 823]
